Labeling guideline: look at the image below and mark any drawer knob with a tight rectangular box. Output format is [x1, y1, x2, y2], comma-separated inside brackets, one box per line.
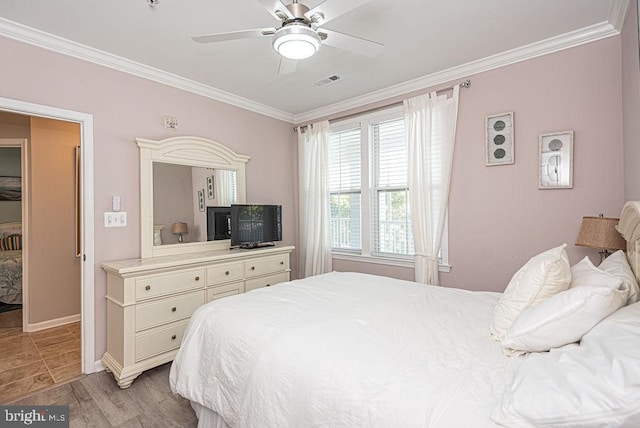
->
[251, 266, 255, 271]
[225, 271, 230, 275]
[266, 284, 271, 287]
[280, 261, 284, 265]
[195, 276, 200, 281]
[171, 334, 177, 340]
[145, 285, 151, 291]
[171, 307, 177, 312]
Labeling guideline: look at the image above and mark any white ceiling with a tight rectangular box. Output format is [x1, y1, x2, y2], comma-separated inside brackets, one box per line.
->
[0, 0, 626, 123]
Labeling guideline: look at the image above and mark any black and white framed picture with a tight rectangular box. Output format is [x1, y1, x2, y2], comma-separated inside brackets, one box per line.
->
[538, 130, 573, 189]
[485, 112, 514, 166]
[207, 175, 214, 199]
[198, 189, 205, 211]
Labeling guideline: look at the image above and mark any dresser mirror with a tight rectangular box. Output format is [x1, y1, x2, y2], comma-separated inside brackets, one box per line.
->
[138, 136, 250, 258]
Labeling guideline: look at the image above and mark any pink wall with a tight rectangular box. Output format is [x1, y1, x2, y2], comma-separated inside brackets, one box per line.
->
[621, 0, 640, 201]
[0, 36, 297, 360]
[329, 36, 625, 291]
[0, 32, 629, 359]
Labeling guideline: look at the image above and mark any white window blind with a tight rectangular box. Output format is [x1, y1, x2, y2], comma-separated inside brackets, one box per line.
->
[372, 118, 414, 256]
[329, 128, 361, 250]
[327, 107, 449, 268]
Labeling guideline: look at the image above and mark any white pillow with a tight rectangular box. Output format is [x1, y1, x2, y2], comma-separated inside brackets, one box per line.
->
[490, 244, 571, 341]
[501, 283, 627, 355]
[570, 256, 625, 290]
[493, 302, 640, 427]
[599, 250, 640, 305]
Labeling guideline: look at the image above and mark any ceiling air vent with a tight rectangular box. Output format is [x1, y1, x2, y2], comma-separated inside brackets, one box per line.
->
[313, 75, 341, 87]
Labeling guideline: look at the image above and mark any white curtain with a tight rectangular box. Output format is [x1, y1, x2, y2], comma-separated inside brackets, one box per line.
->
[298, 121, 332, 277]
[404, 85, 459, 285]
[215, 169, 236, 206]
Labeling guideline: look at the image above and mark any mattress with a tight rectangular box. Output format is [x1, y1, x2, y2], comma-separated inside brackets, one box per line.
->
[170, 271, 524, 427]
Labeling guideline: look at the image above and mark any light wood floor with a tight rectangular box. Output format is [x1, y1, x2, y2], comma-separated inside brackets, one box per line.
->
[9, 363, 197, 427]
[0, 309, 82, 403]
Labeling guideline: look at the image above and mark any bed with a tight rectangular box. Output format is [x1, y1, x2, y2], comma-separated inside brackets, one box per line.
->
[170, 202, 640, 428]
[0, 222, 23, 305]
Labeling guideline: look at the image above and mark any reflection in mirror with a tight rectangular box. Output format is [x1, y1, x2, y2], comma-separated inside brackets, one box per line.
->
[153, 162, 237, 245]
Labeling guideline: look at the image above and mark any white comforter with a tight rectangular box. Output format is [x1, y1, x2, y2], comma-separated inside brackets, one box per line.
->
[170, 272, 522, 427]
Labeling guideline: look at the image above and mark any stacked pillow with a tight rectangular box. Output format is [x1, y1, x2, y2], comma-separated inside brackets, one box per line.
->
[491, 245, 635, 355]
[599, 250, 639, 304]
[490, 244, 571, 342]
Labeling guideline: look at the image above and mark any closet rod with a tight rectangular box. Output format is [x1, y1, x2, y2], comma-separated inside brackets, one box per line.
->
[294, 79, 471, 132]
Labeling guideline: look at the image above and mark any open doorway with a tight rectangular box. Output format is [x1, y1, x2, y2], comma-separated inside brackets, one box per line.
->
[0, 99, 95, 401]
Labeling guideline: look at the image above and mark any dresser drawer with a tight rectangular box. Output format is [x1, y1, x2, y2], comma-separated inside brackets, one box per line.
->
[206, 281, 245, 302]
[245, 272, 289, 292]
[135, 290, 204, 332]
[135, 320, 189, 362]
[135, 269, 204, 301]
[207, 262, 244, 285]
[245, 254, 289, 278]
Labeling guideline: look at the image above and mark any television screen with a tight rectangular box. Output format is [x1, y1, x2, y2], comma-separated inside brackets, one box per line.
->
[230, 204, 282, 248]
[207, 206, 231, 241]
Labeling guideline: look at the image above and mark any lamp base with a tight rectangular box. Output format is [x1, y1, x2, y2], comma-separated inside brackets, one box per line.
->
[177, 234, 184, 243]
[598, 249, 612, 264]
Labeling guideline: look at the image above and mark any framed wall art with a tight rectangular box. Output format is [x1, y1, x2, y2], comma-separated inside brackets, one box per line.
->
[207, 175, 214, 199]
[538, 130, 573, 189]
[198, 189, 205, 211]
[485, 112, 514, 166]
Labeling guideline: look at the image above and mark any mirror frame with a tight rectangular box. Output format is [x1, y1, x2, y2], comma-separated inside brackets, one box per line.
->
[137, 136, 250, 258]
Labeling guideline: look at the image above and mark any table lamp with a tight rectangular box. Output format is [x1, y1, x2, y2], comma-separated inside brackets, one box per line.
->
[575, 214, 626, 263]
[172, 222, 188, 243]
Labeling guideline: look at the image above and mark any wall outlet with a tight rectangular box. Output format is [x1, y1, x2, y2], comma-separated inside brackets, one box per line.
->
[104, 212, 127, 227]
[164, 116, 178, 130]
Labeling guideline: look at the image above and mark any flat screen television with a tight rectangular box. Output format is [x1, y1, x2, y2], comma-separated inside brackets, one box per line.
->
[230, 204, 282, 249]
[207, 206, 231, 241]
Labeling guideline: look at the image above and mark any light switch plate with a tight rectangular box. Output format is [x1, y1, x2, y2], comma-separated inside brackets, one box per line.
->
[104, 212, 127, 227]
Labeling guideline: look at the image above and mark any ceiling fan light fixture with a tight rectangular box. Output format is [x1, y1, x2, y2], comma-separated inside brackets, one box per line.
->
[272, 25, 321, 60]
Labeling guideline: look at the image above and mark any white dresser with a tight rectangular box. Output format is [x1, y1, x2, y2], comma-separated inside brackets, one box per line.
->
[101, 245, 294, 388]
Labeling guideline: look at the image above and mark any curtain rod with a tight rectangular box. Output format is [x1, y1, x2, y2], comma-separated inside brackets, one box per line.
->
[294, 79, 471, 132]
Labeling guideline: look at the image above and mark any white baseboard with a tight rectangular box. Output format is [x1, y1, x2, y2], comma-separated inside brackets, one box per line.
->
[25, 313, 81, 332]
[93, 359, 105, 373]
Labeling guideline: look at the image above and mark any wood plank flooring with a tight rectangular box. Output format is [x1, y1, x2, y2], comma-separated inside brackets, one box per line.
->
[9, 363, 197, 427]
[0, 309, 82, 402]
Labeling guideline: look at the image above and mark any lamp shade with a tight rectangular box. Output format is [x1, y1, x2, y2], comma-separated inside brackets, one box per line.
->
[172, 222, 188, 235]
[575, 216, 626, 251]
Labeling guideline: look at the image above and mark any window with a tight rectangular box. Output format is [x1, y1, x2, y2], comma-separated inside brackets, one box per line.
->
[328, 108, 448, 267]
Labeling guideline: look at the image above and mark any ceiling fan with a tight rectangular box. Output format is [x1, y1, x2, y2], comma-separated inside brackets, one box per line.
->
[192, 0, 383, 73]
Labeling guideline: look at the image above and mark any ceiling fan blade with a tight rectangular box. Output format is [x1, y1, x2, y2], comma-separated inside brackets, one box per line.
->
[278, 57, 298, 74]
[305, 0, 371, 26]
[255, 0, 294, 20]
[192, 28, 276, 44]
[319, 28, 383, 57]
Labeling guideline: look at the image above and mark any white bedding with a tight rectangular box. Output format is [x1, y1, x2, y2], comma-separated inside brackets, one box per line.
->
[170, 272, 524, 427]
[0, 250, 22, 304]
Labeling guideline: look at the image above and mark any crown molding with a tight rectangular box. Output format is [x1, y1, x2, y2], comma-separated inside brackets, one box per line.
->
[0, 14, 622, 126]
[293, 21, 619, 124]
[0, 18, 296, 123]
[609, 0, 631, 31]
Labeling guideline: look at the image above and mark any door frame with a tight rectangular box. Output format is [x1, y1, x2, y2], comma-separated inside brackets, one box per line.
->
[0, 97, 95, 374]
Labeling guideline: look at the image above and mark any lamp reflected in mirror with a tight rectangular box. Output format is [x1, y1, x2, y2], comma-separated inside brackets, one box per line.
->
[172, 222, 188, 243]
